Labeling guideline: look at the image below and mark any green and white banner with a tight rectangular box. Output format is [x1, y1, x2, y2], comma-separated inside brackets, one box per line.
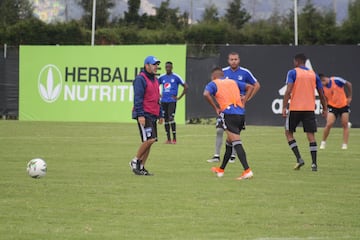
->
[19, 45, 186, 123]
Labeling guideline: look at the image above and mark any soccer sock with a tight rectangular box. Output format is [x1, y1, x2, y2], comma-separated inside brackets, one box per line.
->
[165, 121, 171, 140]
[309, 142, 317, 165]
[136, 159, 141, 170]
[170, 121, 176, 140]
[288, 139, 302, 161]
[215, 128, 224, 156]
[220, 142, 232, 169]
[231, 146, 236, 157]
[233, 140, 249, 170]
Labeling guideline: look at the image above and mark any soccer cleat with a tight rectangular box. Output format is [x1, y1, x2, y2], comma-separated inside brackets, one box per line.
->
[129, 160, 137, 170]
[320, 141, 326, 149]
[229, 155, 236, 163]
[140, 168, 153, 176]
[211, 167, 224, 177]
[294, 158, 305, 170]
[235, 168, 253, 180]
[132, 168, 143, 175]
[130, 160, 143, 175]
[165, 140, 172, 144]
[207, 156, 220, 163]
[311, 164, 318, 172]
[172, 139, 177, 144]
[341, 144, 348, 150]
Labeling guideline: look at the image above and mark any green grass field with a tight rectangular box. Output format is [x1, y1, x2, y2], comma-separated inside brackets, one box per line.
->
[0, 121, 359, 240]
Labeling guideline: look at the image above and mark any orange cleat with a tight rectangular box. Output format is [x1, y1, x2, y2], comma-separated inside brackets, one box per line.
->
[235, 168, 253, 180]
[211, 167, 224, 177]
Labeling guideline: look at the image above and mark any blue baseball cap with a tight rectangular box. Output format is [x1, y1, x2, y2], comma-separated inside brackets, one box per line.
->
[144, 56, 160, 65]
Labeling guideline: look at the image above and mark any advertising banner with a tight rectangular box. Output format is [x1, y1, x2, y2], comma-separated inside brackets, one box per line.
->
[19, 45, 186, 123]
[217, 45, 359, 127]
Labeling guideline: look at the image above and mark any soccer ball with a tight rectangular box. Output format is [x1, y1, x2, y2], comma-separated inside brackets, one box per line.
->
[27, 158, 47, 178]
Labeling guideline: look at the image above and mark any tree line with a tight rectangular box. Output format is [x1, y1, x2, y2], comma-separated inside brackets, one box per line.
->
[0, 0, 359, 46]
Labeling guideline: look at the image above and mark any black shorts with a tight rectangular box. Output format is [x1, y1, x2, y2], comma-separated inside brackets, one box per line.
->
[216, 115, 246, 130]
[328, 105, 350, 118]
[161, 102, 176, 120]
[217, 113, 245, 135]
[137, 117, 158, 142]
[286, 111, 317, 133]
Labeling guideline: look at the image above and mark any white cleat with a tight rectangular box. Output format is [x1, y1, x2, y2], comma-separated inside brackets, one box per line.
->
[207, 156, 220, 163]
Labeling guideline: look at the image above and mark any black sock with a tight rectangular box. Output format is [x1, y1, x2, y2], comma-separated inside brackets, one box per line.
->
[233, 140, 249, 170]
[136, 159, 141, 170]
[165, 122, 171, 140]
[171, 122, 176, 140]
[310, 142, 317, 165]
[220, 142, 232, 169]
[288, 139, 302, 161]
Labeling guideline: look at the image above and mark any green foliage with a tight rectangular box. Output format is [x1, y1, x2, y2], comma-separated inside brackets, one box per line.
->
[116, 27, 140, 44]
[0, 121, 360, 239]
[47, 21, 87, 45]
[123, 0, 141, 25]
[0, 0, 34, 27]
[137, 27, 184, 44]
[340, 0, 360, 43]
[155, 0, 183, 29]
[300, 2, 339, 44]
[0, 0, 359, 45]
[185, 22, 232, 44]
[224, 0, 251, 29]
[2, 19, 88, 45]
[79, 0, 115, 28]
[297, 0, 333, 44]
[200, 3, 220, 23]
[240, 20, 292, 44]
[95, 28, 122, 44]
[5, 18, 49, 45]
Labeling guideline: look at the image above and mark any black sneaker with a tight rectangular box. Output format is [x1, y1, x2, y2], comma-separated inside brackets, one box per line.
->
[132, 168, 143, 175]
[130, 160, 143, 175]
[311, 164, 318, 172]
[294, 158, 305, 170]
[140, 168, 154, 176]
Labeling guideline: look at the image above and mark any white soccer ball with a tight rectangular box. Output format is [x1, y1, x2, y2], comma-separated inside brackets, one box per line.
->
[27, 158, 47, 178]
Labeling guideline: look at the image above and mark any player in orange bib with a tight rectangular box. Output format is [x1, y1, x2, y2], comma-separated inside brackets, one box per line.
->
[282, 54, 328, 172]
[204, 67, 254, 180]
[318, 74, 352, 150]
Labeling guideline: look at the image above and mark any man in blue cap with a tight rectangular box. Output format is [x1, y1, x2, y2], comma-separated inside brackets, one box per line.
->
[129, 56, 164, 176]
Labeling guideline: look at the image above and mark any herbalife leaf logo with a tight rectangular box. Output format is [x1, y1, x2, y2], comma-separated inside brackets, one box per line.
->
[38, 64, 62, 103]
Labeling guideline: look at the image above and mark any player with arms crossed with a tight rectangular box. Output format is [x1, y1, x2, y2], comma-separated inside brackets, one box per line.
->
[204, 67, 254, 180]
[207, 52, 260, 163]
